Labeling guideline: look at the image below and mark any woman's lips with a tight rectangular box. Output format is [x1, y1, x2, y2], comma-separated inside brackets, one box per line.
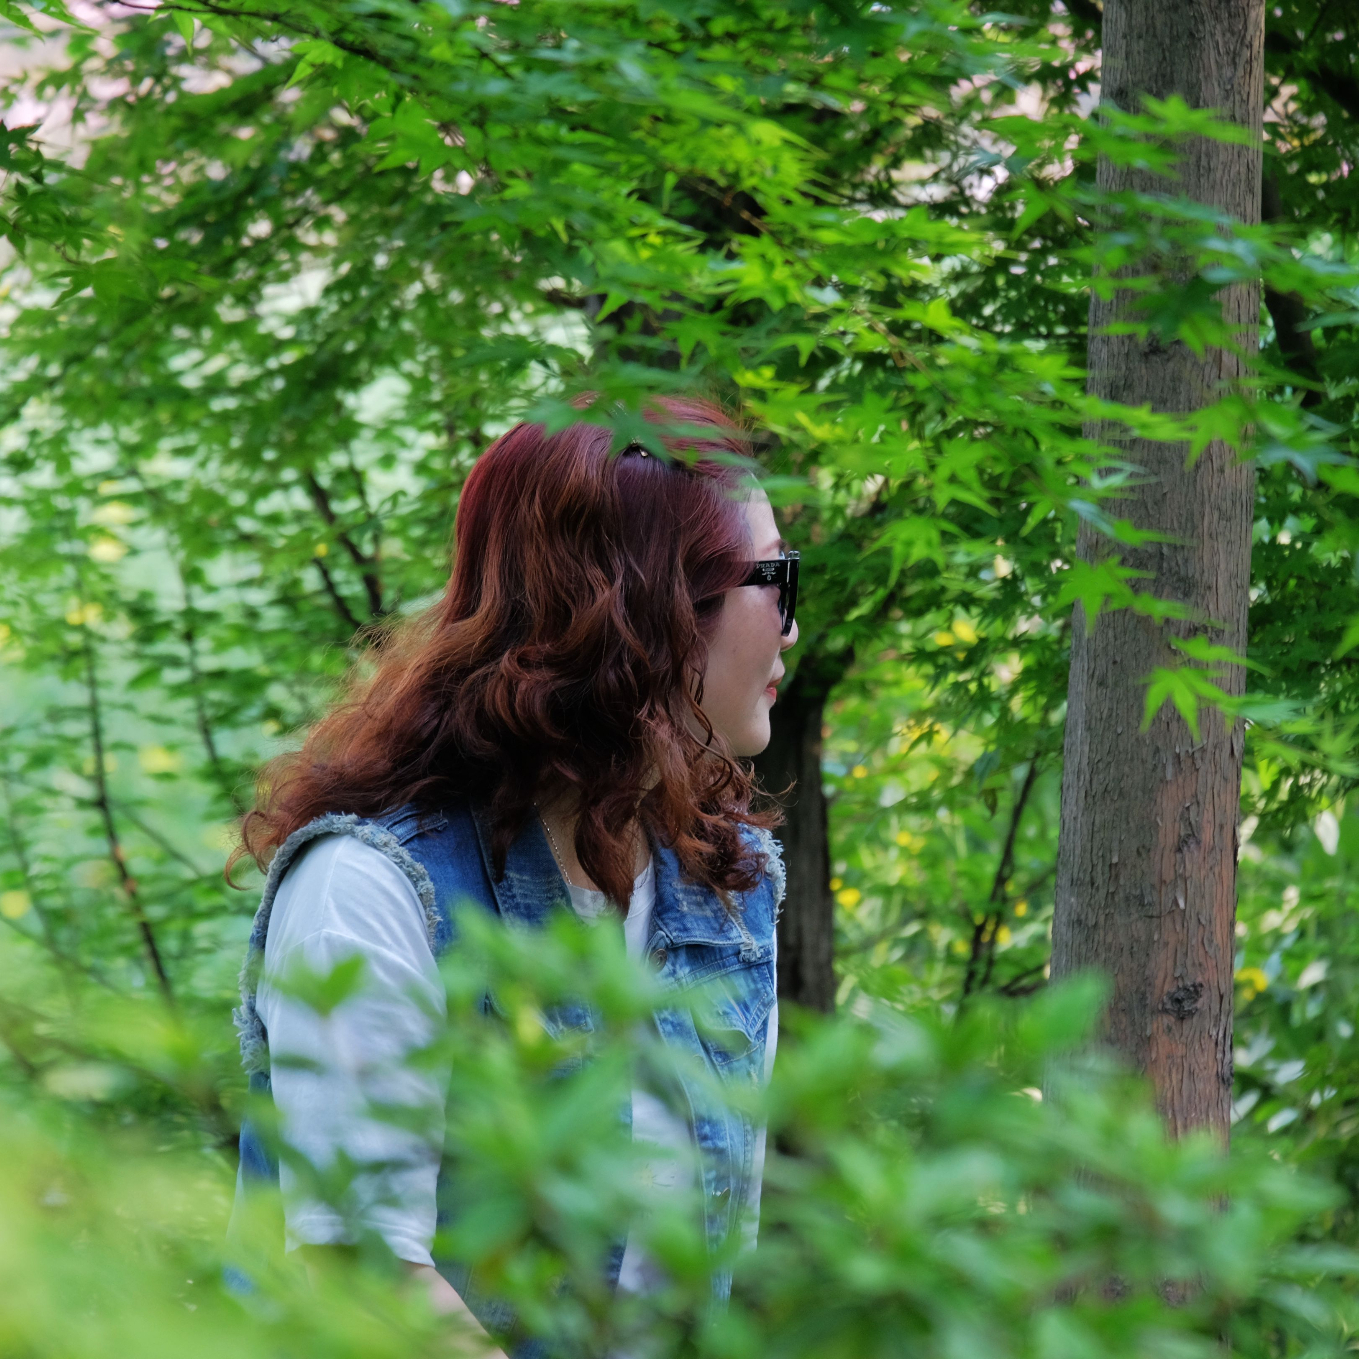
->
[764, 679, 780, 701]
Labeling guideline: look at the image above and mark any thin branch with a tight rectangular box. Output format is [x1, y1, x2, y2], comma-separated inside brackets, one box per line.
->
[313, 553, 363, 634]
[960, 915, 993, 999]
[0, 1014, 38, 1078]
[961, 756, 1042, 1001]
[305, 469, 384, 619]
[109, 801, 211, 879]
[978, 760, 1043, 993]
[990, 758, 1042, 909]
[178, 580, 247, 813]
[185, 628, 246, 810]
[126, 477, 249, 813]
[996, 962, 1048, 998]
[80, 633, 174, 1004]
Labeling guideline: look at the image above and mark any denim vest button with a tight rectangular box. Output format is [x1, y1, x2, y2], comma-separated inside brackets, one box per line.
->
[651, 947, 668, 970]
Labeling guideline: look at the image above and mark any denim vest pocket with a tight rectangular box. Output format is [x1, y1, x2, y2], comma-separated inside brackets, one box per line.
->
[663, 944, 775, 1071]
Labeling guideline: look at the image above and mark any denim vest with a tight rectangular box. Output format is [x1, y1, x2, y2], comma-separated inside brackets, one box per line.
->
[233, 801, 783, 1317]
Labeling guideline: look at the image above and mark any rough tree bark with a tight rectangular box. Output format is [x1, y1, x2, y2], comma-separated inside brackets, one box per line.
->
[1051, 0, 1263, 1140]
[754, 671, 837, 1012]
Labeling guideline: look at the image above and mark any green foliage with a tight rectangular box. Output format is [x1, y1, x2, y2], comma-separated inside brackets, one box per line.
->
[1234, 803, 1359, 1239]
[1, 0, 1359, 1350]
[5, 917, 1356, 1358]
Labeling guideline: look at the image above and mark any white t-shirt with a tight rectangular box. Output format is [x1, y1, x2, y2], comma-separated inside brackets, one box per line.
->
[258, 833, 777, 1273]
[258, 835, 448, 1264]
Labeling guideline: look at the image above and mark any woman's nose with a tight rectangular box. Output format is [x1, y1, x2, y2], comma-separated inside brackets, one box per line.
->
[781, 619, 799, 650]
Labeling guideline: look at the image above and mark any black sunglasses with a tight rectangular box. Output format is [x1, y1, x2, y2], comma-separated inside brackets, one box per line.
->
[743, 552, 799, 636]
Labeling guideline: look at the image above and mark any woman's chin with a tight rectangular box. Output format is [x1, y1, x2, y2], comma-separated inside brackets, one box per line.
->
[728, 716, 772, 760]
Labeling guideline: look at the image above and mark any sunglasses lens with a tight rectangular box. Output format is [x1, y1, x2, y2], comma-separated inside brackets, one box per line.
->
[744, 554, 797, 635]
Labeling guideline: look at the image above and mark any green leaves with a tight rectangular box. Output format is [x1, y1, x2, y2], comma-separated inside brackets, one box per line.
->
[269, 955, 368, 1018]
[1140, 637, 1262, 740]
[1141, 663, 1232, 742]
[287, 37, 345, 88]
[1051, 555, 1200, 632]
[0, 905, 1349, 1359]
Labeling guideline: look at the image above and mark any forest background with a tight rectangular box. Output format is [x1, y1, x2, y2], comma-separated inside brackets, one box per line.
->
[2, 0, 1359, 1355]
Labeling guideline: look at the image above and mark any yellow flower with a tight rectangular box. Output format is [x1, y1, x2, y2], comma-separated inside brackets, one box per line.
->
[91, 501, 136, 527]
[138, 745, 183, 775]
[952, 619, 978, 645]
[1236, 966, 1269, 993]
[851, 764, 868, 779]
[88, 536, 128, 563]
[0, 890, 31, 920]
[994, 925, 1012, 946]
[314, 542, 329, 557]
[1013, 899, 1028, 918]
[835, 887, 862, 909]
[65, 601, 104, 627]
[933, 630, 955, 647]
[829, 876, 843, 891]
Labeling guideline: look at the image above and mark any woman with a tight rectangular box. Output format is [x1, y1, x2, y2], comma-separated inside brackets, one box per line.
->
[232, 396, 799, 1353]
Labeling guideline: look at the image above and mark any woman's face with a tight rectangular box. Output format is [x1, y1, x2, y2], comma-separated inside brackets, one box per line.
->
[698, 494, 799, 757]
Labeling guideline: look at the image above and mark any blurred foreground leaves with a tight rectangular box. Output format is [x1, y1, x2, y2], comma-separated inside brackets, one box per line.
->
[2, 910, 1356, 1358]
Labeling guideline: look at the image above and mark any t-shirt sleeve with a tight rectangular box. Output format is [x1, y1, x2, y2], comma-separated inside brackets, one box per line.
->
[256, 834, 448, 1267]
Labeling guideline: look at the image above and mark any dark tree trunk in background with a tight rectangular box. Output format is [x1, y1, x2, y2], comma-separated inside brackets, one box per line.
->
[1052, 0, 1263, 1141]
[755, 673, 836, 1012]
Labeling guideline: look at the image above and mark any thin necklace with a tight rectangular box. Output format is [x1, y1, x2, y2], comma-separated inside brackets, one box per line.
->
[534, 803, 647, 894]
[534, 802, 576, 887]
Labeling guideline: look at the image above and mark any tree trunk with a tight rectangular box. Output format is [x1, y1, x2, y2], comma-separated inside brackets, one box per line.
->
[754, 674, 836, 1012]
[1051, 0, 1263, 1141]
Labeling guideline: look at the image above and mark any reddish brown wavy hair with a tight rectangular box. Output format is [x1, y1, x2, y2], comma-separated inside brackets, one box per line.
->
[237, 396, 776, 905]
